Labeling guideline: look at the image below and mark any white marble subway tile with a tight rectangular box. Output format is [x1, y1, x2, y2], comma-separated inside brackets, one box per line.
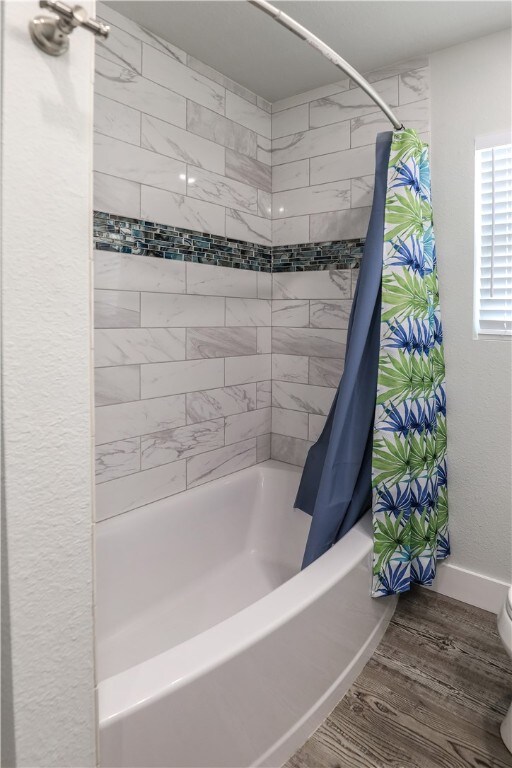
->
[271, 354, 309, 384]
[272, 300, 309, 327]
[95, 58, 186, 127]
[310, 300, 352, 329]
[257, 135, 272, 166]
[94, 134, 186, 195]
[93, 172, 140, 219]
[350, 100, 430, 148]
[142, 44, 225, 115]
[187, 166, 257, 214]
[310, 147, 374, 189]
[225, 209, 271, 246]
[187, 438, 256, 488]
[95, 460, 186, 521]
[272, 104, 309, 139]
[310, 207, 371, 242]
[270, 434, 313, 468]
[399, 67, 430, 105]
[258, 190, 272, 219]
[95, 365, 140, 406]
[95, 437, 140, 483]
[272, 407, 309, 440]
[310, 76, 398, 128]
[309, 356, 345, 387]
[187, 102, 257, 158]
[273, 180, 350, 218]
[272, 122, 350, 165]
[96, 20, 142, 73]
[97, 3, 186, 62]
[351, 176, 374, 208]
[256, 433, 271, 463]
[186, 384, 256, 424]
[225, 354, 271, 385]
[95, 394, 186, 445]
[94, 95, 141, 145]
[187, 262, 258, 298]
[272, 160, 309, 193]
[225, 407, 271, 445]
[257, 96, 272, 114]
[95, 328, 186, 367]
[225, 91, 271, 139]
[186, 54, 257, 105]
[257, 272, 272, 299]
[141, 114, 225, 174]
[226, 298, 271, 327]
[256, 380, 272, 408]
[141, 418, 224, 469]
[141, 292, 224, 327]
[94, 290, 140, 329]
[272, 79, 349, 113]
[272, 216, 310, 247]
[308, 413, 327, 442]
[272, 327, 347, 358]
[272, 381, 336, 416]
[225, 149, 271, 192]
[272, 269, 351, 300]
[141, 186, 225, 237]
[141, 358, 224, 398]
[186, 327, 257, 359]
[94, 251, 186, 293]
[257, 327, 272, 354]
[352, 57, 429, 87]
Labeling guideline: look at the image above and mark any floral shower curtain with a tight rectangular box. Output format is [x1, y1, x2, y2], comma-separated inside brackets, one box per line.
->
[371, 129, 449, 596]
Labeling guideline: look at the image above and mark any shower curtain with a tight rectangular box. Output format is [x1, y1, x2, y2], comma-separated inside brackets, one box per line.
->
[295, 128, 449, 597]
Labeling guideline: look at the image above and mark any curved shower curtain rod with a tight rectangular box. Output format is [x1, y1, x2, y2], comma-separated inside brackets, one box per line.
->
[248, 0, 404, 130]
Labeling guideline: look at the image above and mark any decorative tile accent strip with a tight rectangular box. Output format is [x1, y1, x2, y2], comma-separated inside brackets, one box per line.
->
[93, 211, 365, 272]
[272, 239, 364, 272]
[94, 211, 273, 272]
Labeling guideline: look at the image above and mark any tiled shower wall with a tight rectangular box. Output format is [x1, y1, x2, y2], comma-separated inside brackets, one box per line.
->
[269, 58, 430, 464]
[269, 268, 357, 466]
[93, 2, 272, 246]
[93, 4, 431, 517]
[271, 58, 430, 245]
[94, 251, 272, 521]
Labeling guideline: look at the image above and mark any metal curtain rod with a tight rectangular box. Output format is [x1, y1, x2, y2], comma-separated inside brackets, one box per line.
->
[248, 0, 404, 130]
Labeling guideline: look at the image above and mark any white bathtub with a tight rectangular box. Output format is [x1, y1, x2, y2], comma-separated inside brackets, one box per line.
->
[96, 460, 396, 768]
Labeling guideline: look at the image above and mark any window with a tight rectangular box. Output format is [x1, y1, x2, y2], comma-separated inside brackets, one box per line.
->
[474, 134, 512, 337]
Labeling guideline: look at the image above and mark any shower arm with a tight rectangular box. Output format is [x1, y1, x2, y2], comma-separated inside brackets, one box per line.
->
[248, 0, 404, 131]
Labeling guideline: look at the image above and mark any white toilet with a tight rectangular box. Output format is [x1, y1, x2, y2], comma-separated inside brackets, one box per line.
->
[498, 586, 512, 753]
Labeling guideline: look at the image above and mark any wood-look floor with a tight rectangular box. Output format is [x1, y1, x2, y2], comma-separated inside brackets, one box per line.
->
[285, 588, 512, 768]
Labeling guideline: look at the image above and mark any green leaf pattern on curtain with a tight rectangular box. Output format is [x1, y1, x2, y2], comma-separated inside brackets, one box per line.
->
[371, 128, 449, 597]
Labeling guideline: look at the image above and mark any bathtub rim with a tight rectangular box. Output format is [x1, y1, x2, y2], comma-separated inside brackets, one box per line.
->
[97, 460, 375, 726]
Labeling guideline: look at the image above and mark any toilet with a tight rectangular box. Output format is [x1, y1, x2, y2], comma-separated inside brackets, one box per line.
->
[498, 586, 512, 753]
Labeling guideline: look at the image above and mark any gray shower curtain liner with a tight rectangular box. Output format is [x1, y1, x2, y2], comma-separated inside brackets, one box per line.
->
[295, 131, 393, 569]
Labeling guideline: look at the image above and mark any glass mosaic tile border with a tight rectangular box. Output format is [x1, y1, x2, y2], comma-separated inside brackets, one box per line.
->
[94, 211, 365, 272]
[94, 211, 272, 272]
[272, 239, 364, 272]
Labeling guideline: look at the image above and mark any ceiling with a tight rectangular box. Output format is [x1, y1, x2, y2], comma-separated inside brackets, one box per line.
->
[106, 1, 512, 102]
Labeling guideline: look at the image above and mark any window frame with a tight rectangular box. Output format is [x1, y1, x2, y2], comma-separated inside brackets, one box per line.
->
[473, 131, 512, 340]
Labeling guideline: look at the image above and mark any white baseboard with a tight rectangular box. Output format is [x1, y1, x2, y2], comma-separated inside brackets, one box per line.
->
[427, 561, 510, 614]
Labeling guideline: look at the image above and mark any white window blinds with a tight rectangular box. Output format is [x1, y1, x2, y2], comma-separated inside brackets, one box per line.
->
[475, 137, 512, 336]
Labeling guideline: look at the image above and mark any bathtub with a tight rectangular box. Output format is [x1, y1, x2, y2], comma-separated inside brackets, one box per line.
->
[96, 460, 396, 768]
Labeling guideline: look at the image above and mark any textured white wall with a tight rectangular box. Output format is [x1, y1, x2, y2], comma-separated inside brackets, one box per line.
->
[431, 29, 512, 584]
[1, 2, 97, 765]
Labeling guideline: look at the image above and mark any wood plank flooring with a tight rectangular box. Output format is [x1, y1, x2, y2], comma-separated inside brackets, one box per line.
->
[285, 588, 512, 768]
